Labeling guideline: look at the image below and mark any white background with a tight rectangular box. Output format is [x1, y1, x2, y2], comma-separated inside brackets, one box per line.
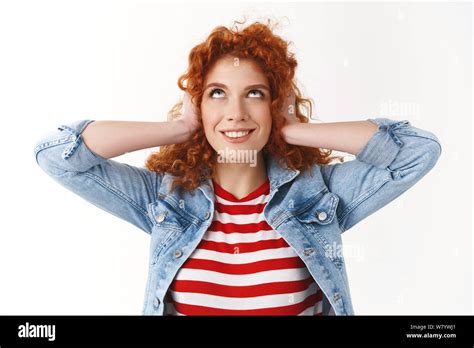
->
[0, 0, 471, 315]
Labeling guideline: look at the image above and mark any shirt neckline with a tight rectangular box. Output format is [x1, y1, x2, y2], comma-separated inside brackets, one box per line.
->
[212, 178, 270, 202]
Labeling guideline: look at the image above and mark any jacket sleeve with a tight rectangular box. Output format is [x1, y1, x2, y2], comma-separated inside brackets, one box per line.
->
[319, 118, 442, 234]
[33, 119, 163, 235]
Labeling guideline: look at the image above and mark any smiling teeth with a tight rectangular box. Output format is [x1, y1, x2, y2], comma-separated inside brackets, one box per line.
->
[224, 130, 251, 138]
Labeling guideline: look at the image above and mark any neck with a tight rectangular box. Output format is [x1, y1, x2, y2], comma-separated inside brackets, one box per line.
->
[212, 150, 267, 200]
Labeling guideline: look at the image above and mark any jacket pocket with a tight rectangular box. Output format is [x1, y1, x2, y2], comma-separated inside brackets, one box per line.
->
[150, 229, 183, 265]
[294, 190, 339, 226]
[294, 191, 345, 271]
[149, 199, 193, 231]
[148, 200, 193, 265]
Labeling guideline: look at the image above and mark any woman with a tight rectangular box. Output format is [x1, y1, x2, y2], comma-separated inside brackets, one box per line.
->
[34, 20, 442, 315]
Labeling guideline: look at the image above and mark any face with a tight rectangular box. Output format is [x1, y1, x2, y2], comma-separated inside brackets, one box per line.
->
[200, 55, 272, 161]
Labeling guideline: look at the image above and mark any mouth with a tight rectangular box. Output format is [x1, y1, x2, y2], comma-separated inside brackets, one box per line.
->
[219, 128, 256, 143]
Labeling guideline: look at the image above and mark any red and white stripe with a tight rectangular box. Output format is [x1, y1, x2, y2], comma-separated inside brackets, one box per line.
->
[164, 178, 324, 315]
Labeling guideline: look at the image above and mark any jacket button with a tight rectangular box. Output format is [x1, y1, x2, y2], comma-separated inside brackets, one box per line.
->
[174, 250, 182, 258]
[204, 211, 211, 220]
[153, 297, 160, 308]
[156, 211, 167, 223]
[317, 211, 328, 221]
[303, 248, 314, 256]
[333, 292, 341, 301]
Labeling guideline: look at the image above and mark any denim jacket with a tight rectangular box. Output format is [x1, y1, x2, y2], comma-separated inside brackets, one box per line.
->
[33, 118, 442, 315]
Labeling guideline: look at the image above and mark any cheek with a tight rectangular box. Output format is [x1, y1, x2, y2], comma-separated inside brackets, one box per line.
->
[200, 111, 220, 146]
[262, 114, 273, 143]
[200, 105, 215, 130]
[260, 110, 273, 134]
[202, 120, 215, 143]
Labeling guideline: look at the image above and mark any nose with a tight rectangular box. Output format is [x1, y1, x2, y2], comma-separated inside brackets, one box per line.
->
[225, 97, 249, 122]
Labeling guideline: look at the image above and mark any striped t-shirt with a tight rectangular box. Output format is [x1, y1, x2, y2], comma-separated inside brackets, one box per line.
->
[164, 177, 324, 315]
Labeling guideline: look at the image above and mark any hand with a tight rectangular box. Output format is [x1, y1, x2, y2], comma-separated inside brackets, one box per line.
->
[175, 91, 201, 138]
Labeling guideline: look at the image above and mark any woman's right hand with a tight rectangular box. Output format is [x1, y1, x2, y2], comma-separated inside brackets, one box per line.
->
[175, 92, 201, 139]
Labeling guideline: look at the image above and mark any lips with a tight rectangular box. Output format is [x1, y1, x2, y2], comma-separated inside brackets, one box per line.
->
[220, 128, 255, 132]
[219, 129, 256, 143]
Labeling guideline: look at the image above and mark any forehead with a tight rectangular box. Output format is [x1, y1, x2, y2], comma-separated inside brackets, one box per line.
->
[204, 55, 268, 86]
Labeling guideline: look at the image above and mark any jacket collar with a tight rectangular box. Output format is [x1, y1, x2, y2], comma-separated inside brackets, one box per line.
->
[197, 152, 300, 203]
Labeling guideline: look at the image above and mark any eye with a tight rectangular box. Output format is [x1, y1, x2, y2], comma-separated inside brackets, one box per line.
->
[209, 88, 225, 98]
[248, 89, 264, 98]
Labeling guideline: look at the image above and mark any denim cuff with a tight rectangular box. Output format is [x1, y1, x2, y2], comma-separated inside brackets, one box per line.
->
[355, 118, 411, 168]
[57, 119, 107, 172]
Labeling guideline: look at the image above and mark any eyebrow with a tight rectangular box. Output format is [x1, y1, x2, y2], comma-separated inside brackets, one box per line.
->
[204, 82, 270, 92]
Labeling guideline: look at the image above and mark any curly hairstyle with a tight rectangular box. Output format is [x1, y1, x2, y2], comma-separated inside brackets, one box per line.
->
[145, 18, 344, 193]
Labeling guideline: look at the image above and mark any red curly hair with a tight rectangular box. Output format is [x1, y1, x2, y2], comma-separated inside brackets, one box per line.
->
[145, 19, 343, 193]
